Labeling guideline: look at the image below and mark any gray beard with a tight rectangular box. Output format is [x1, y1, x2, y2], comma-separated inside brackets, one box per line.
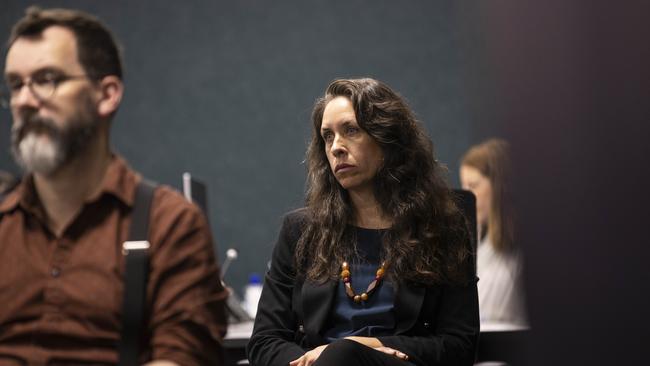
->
[11, 109, 98, 176]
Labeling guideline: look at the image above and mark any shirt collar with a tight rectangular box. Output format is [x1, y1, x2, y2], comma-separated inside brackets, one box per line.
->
[0, 177, 25, 214]
[98, 154, 140, 208]
[0, 154, 140, 215]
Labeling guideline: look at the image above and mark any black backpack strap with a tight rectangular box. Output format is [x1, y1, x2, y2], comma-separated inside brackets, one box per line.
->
[118, 179, 157, 366]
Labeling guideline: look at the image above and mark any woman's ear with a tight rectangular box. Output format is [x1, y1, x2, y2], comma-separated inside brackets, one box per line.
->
[96, 75, 123, 117]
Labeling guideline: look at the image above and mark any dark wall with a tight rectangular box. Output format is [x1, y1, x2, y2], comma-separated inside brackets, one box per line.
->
[1, 1, 482, 295]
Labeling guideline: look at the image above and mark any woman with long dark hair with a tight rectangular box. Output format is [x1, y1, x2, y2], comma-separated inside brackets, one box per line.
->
[247, 78, 479, 366]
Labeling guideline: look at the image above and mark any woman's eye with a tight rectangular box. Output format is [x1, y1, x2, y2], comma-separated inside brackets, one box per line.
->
[346, 126, 359, 135]
[322, 132, 333, 142]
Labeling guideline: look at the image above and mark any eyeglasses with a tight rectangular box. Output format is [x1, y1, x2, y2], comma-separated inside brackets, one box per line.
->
[1, 70, 89, 109]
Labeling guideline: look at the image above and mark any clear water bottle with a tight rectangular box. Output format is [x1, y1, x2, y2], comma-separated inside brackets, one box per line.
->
[243, 273, 263, 318]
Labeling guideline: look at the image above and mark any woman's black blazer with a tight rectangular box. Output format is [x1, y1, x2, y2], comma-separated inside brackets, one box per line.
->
[246, 209, 479, 366]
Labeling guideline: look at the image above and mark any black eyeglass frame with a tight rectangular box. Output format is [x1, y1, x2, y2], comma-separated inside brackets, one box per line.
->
[0, 73, 90, 109]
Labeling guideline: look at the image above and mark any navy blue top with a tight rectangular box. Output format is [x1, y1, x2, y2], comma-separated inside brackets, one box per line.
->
[323, 227, 396, 341]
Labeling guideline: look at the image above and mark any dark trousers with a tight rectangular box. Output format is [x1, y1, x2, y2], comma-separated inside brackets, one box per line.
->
[314, 339, 415, 366]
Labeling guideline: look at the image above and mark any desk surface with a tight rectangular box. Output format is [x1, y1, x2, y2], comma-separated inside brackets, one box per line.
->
[224, 321, 254, 349]
[481, 321, 529, 332]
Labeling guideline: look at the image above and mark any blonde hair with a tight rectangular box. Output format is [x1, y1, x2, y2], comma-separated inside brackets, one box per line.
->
[461, 138, 515, 252]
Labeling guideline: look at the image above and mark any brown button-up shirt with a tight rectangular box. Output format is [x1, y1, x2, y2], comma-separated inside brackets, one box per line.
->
[0, 155, 228, 365]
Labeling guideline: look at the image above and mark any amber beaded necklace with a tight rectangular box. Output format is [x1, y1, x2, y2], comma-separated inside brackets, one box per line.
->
[340, 261, 386, 303]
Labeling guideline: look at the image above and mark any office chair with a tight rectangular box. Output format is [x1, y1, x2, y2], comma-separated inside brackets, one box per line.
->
[453, 189, 529, 366]
[452, 189, 478, 276]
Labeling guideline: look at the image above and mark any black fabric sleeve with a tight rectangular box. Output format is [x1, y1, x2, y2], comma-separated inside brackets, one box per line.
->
[376, 278, 479, 366]
[246, 211, 307, 366]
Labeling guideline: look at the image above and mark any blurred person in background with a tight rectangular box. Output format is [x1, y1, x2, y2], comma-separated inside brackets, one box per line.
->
[460, 138, 527, 326]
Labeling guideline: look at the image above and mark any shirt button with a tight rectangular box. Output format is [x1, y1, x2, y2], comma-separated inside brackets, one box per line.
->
[51, 267, 61, 277]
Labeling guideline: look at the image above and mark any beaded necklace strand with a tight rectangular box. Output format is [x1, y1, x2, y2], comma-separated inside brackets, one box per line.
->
[340, 261, 386, 303]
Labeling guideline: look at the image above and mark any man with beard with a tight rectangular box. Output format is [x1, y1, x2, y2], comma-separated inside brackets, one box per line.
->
[0, 7, 227, 366]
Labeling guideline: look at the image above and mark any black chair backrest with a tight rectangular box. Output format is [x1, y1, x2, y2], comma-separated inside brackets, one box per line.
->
[452, 189, 477, 275]
[182, 172, 209, 224]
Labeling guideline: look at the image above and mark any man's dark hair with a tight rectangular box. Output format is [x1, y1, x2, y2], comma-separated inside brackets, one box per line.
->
[7, 6, 123, 80]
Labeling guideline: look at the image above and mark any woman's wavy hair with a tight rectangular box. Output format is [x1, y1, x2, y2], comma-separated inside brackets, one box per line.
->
[461, 138, 515, 253]
[295, 78, 472, 286]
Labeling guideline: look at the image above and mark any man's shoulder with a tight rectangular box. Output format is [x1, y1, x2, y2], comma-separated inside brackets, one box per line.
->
[150, 184, 202, 218]
[0, 175, 23, 214]
[0, 171, 19, 196]
[144, 183, 214, 254]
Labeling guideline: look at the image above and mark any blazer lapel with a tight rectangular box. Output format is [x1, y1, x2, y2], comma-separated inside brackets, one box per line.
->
[302, 279, 337, 342]
[393, 282, 425, 334]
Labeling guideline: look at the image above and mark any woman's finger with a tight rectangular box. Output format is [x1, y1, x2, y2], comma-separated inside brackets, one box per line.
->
[289, 355, 303, 366]
[374, 346, 409, 360]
